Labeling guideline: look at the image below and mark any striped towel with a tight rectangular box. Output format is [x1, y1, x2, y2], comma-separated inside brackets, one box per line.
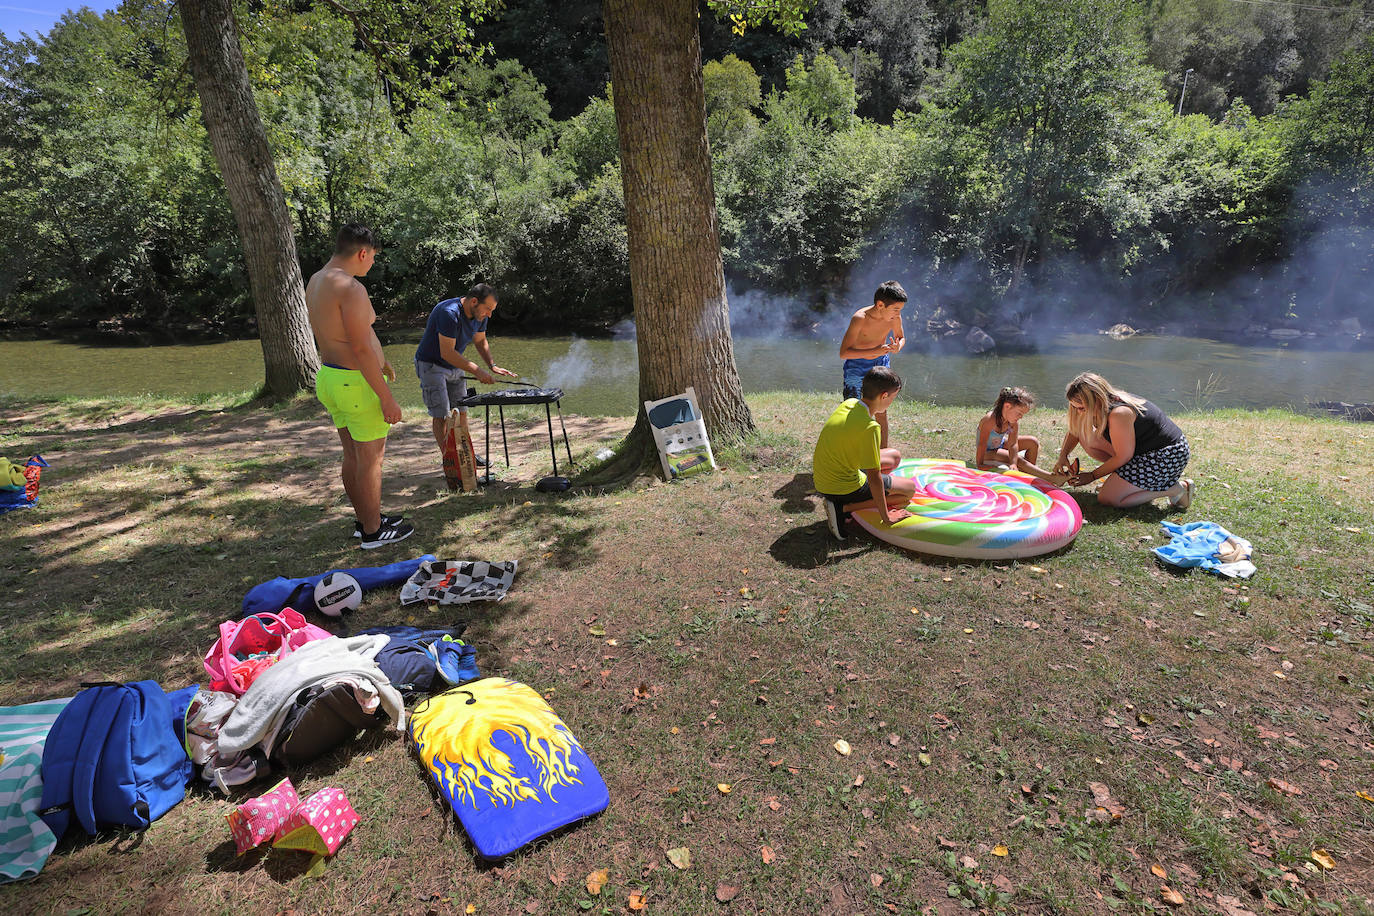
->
[0, 697, 71, 883]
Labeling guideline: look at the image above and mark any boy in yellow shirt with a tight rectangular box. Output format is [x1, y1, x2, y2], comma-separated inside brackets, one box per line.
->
[812, 367, 916, 540]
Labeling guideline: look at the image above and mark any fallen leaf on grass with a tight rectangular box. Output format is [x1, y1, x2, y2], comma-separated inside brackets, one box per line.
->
[1267, 777, 1302, 796]
[833, 739, 852, 756]
[1310, 849, 1335, 870]
[588, 625, 606, 637]
[992, 845, 1009, 857]
[466, 907, 476, 915]
[1150, 864, 1167, 879]
[523, 901, 540, 914]
[715, 884, 740, 903]
[1087, 782, 1125, 822]
[717, 783, 732, 794]
[1022, 620, 1040, 630]
[1216, 894, 1258, 916]
[959, 855, 979, 870]
[1161, 885, 1184, 906]
[887, 733, 901, 746]
[870, 873, 884, 887]
[768, 798, 782, 811]
[585, 869, 608, 895]
[937, 836, 959, 849]
[1358, 790, 1374, 804]
[627, 890, 647, 910]
[918, 751, 932, 767]
[666, 847, 691, 869]
[759, 737, 776, 746]
[761, 845, 776, 864]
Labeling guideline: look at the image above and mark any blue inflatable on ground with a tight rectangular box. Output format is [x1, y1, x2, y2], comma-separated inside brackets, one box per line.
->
[409, 678, 609, 860]
[242, 554, 435, 616]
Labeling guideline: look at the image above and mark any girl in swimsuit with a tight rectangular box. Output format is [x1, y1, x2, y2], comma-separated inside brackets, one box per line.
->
[974, 387, 1060, 481]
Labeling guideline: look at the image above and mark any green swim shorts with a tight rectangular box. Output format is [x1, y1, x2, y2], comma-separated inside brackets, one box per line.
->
[316, 364, 390, 442]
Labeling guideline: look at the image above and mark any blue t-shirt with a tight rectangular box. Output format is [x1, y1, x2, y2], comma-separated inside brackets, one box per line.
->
[415, 298, 488, 368]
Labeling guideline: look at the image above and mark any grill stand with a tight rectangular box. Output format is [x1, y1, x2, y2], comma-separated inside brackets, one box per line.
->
[478, 400, 574, 485]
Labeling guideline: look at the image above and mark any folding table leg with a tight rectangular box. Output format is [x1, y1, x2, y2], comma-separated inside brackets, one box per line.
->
[499, 406, 511, 468]
[555, 401, 573, 466]
[545, 404, 559, 476]
[483, 404, 492, 485]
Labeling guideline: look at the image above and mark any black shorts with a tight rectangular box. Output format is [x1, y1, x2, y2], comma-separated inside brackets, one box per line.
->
[822, 475, 893, 511]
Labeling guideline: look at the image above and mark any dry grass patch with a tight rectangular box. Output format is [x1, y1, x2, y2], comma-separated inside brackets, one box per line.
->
[1, 393, 1372, 915]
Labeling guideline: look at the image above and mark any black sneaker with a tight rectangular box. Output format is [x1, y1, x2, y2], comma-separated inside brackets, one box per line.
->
[359, 518, 415, 549]
[473, 454, 487, 468]
[353, 514, 402, 538]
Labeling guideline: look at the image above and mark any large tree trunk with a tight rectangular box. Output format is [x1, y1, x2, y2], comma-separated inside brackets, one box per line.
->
[602, 0, 754, 457]
[179, 0, 318, 398]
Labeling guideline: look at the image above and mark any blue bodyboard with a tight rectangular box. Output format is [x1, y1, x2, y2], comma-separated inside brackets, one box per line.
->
[409, 679, 609, 860]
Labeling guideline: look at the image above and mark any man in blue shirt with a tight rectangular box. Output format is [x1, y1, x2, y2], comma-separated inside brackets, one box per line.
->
[414, 284, 518, 465]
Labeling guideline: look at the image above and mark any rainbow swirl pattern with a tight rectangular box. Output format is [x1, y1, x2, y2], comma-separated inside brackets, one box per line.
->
[851, 458, 1082, 559]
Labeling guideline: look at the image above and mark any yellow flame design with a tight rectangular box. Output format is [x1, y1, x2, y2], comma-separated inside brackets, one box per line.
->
[411, 679, 584, 809]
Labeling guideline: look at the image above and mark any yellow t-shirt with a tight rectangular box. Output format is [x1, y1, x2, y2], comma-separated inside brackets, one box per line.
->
[812, 399, 881, 496]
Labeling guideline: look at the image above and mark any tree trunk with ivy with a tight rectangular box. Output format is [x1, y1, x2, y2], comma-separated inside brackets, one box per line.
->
[597, 0, 754, 476]
[180, 0, 319, 398]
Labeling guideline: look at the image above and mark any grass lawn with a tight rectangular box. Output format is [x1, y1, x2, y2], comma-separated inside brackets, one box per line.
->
[1, 392, 1372, 915]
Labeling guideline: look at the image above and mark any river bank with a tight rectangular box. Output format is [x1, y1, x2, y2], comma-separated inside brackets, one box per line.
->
[2, 394, 1372, 913]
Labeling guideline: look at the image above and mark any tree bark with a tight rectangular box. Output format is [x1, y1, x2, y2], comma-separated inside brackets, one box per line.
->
[179, 0, 319, 398]
[602, 0, 754, 449]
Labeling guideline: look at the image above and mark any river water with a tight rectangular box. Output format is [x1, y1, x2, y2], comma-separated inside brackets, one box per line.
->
[2, 333, 1370, 416]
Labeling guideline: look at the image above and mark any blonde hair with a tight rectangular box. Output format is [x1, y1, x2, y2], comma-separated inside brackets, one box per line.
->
[1064, 372, 1145, 441]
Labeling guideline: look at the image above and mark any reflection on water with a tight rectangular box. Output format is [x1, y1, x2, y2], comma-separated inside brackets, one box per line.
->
[1, 333, 1370, 417]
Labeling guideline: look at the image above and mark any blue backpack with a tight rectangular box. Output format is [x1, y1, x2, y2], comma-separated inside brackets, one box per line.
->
[39, 681, 197, 836]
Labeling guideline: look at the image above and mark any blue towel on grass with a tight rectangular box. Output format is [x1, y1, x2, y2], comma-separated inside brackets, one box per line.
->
[242, 555, 435, 616]
[1152, 521, 1255, 578]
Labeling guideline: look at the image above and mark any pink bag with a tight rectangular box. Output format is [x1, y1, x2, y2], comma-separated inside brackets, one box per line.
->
[273, 787, 359, 857]
[203, 610, 332, 695]
[225, 778, 301, 855]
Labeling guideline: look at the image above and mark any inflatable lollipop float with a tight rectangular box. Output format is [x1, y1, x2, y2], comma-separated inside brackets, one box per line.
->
[850, 458, 1082, 560]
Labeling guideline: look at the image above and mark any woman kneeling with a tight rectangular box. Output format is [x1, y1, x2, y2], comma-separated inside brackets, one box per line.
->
[1053, 372, 1194, 509]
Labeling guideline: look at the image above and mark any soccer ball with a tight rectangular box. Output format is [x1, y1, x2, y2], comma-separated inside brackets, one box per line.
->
[313, 572, 362, 617]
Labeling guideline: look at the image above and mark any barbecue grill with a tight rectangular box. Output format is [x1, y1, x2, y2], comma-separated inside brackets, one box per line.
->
[455, 381, 574, 485]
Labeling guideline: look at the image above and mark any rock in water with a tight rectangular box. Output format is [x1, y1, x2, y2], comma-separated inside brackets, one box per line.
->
[965, 326, 995, 354]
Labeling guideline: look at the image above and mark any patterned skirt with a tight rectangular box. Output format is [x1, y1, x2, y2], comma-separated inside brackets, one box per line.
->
[1115, 437, 1189, 491]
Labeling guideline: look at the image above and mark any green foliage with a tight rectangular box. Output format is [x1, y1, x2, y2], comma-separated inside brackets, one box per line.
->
[2, 0, 1371, 336]
[941, 0, 1165, 287]
[704, 54, 763, 151]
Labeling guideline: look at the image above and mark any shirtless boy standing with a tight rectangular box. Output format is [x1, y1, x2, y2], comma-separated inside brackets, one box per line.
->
[305, 224, 414, 548]
[838, 280, 908, 447]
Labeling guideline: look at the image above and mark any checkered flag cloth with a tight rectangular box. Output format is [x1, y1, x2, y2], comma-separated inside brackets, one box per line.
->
[399, 559, 518, 606]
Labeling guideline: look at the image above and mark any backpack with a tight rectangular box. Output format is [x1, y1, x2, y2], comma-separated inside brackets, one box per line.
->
[358, 626, 476, 697]
[39, 681, 197, 836]
[271, 684, 388, 767]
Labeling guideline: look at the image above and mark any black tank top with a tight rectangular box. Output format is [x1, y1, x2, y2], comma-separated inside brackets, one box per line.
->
[1102, 399, 1183, 455]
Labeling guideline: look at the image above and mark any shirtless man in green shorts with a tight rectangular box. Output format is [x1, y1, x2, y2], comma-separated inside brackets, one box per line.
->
[305, 224, 414, 548]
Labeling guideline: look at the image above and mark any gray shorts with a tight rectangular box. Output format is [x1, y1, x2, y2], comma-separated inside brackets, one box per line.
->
[415, 358, 469, 418]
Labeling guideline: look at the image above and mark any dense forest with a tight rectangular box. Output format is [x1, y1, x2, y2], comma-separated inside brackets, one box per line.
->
[1, 0, 1371, 341]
